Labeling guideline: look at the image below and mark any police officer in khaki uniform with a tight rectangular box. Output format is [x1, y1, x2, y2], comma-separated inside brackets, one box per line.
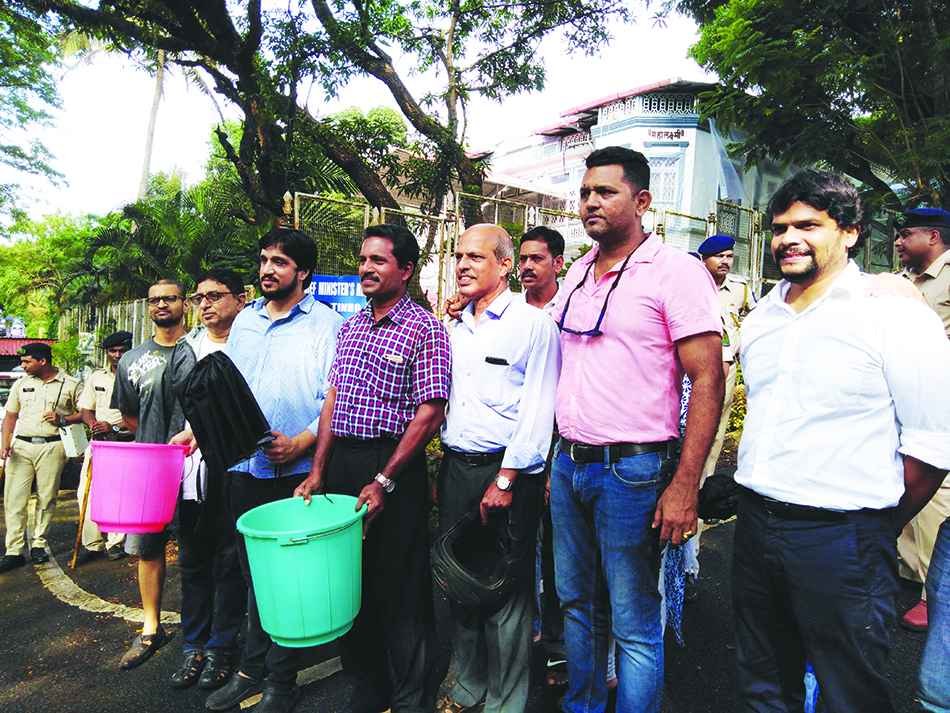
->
[74, 331, 134, 566]
[894, 208, 950, 632]
[697, 234, 755, 483]
[0, 342, 81, 572]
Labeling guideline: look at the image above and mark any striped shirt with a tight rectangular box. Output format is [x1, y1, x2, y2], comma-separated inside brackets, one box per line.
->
[329, 293, 451, 440]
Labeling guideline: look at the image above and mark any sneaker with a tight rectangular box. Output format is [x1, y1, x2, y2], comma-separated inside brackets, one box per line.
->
[30, 547, 50, 565]
[901, 599, 928, 632]
[0, 554, 26, 573]
[107, 545, 128, 561]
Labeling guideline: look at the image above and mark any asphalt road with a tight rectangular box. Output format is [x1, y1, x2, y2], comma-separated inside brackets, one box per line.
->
[0, 487, 931, 713]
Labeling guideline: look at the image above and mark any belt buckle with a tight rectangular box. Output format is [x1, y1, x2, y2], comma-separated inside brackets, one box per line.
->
[569, 441, 578, 462]
[30, 437, 44, 444]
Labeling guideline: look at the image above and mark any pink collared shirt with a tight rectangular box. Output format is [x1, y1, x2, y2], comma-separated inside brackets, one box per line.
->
[553, 234, 720, 445]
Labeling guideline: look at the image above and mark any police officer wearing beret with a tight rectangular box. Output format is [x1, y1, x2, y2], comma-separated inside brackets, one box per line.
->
[894, 208, 950, 634]
[74, 331, 134, 566]
[696, 235, 755, 482]
[0, 342, 81, 572]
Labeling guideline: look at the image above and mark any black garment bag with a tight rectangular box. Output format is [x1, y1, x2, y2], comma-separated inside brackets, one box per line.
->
[174, 350, 271, 475]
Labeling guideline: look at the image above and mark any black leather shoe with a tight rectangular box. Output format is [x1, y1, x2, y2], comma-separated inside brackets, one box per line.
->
[256, 686, 301, 713]
[107, 545, 128, 561]
[0, 554, 25, 573]
[119, 626, 167, 669]
[75, 549, 106, 567]
[170, 651, 205, 689]
[198, 651, 232, 690]
[205, 673, 264, 711]
[30, 547, 50, 565]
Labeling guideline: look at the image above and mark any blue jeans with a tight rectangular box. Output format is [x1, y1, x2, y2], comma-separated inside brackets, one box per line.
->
[550, 445, 671, 713]
[733, 490, 898, 713]
[919, 517, 950, 712]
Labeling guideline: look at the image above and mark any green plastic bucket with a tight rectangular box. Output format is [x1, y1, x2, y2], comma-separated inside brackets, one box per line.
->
[236, 495, 366, 647]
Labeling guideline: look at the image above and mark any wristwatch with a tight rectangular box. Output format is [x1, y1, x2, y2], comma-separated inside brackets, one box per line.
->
[375, 473, 395, 493]
[59, 415, 67, 426]
[111, 424, 121, 434]
[494, 474, 512, 492]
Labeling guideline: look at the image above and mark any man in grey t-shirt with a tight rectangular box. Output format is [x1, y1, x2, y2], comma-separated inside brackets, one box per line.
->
[112, 279, 195, 669]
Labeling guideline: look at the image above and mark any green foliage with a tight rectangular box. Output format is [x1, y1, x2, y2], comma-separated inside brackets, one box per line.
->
[0, 3, 65, 219]
[52, 325, 91, 376]
[686, 0, 950, 209]
[0, 211, 94, 336]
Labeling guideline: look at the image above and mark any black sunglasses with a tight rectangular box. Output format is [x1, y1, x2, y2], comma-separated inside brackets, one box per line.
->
[558, 250, 635, 337]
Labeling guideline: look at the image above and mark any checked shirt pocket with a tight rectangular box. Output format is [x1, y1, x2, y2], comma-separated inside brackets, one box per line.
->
[367, 348, 412, 402]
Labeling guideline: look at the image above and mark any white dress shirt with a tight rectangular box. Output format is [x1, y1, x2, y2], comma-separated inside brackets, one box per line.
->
[442, 289, 561, 474]
[736, 261, 950, 510]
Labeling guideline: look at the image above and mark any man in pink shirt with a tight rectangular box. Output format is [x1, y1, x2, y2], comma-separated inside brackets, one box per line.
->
[549, 146, 724, 713]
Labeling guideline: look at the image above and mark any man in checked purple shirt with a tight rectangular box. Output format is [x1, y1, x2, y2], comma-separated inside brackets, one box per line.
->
[296, 224, 451, 713]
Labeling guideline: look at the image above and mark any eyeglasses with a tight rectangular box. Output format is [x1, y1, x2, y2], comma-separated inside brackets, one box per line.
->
[145, 295, 185, 306]
[558, 250, 635, 337]
[190, 291, 234, 304]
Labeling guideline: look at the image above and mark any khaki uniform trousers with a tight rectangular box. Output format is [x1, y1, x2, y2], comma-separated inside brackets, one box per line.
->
[898, 480, 950, 601]
[4, 439, 67, 555]
[78, 445, 125, 551]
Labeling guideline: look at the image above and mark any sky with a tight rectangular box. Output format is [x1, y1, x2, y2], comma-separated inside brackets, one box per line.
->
[19, 13, 713, 220]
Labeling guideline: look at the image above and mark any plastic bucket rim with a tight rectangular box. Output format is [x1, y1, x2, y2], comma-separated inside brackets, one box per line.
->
[236, 494, 367, 541]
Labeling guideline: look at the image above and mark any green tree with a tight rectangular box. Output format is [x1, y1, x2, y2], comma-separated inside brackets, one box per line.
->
[30, 0, 629, 224]
[0, 3, 64, 219]
[685, 0, 950, 209]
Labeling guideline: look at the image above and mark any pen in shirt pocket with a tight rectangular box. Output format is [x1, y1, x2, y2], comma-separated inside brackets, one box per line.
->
[485, 356, 509, 365]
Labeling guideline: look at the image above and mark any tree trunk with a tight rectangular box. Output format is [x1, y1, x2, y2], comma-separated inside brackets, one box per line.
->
[137, 49, 165, 201]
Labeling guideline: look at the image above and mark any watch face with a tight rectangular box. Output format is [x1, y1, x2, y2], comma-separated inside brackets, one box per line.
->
[496, 475, 511, 491]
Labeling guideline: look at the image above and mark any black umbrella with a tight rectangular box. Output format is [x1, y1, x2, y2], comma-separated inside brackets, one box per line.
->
[175, 350, 271, 474]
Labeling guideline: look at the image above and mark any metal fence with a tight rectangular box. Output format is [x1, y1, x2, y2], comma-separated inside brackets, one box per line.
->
[64, 192, 899, 351]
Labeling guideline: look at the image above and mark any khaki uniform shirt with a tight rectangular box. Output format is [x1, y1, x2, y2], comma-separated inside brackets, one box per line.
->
[78, 367, 124, 426]
[718, 274, 754, 362]
[904, 250, 950, 338]
[4, 369, 81, 438]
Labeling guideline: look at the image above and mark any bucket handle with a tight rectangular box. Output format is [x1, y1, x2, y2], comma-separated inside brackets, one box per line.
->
[276, 501, 369, 546]
[278, 523, 355, 546]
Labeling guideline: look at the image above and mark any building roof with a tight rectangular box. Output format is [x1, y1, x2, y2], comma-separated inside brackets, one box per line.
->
[535, 77, 717, 137]
[0, 338, 56, 355]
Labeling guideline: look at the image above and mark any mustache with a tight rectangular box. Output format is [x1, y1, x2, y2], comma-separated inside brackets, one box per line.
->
[774, 245, 815, 261]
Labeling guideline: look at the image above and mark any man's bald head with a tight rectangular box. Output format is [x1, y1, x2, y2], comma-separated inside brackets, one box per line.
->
[456, 224, 515, 304]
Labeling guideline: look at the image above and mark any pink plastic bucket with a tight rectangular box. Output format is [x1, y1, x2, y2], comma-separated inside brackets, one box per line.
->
[89, 442, 190, 533]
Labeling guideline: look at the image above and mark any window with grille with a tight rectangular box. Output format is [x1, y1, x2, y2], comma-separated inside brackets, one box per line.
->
[649, 156, 681, 207]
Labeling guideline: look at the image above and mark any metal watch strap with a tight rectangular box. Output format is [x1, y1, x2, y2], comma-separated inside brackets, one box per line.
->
[375, 473, 395, 493]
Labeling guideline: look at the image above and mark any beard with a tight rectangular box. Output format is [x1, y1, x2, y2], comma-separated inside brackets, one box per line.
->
[151, 313, 181, 328]
[775, 247, 818, 284]
[261, 279, 298, 302]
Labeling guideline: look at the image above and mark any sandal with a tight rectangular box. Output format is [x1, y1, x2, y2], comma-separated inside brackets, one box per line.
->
[437, 694, 479, 713]
[546, 650, 569, 688]
[119, 625, 168, 670]
[198, 650, 232, 690]
[170, 650, 205, 688]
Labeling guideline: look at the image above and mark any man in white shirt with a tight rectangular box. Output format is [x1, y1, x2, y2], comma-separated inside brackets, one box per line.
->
[170, 269, 248, 691]
[733, 169, 950, 712]
[439, 223, 561, 713]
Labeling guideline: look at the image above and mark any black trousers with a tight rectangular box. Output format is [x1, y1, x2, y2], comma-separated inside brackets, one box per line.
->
[325, 438, 436, 713]
[230, 471, 304, 689]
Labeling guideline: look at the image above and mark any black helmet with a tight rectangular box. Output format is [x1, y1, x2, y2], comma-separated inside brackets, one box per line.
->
[432, 510, 523, 609]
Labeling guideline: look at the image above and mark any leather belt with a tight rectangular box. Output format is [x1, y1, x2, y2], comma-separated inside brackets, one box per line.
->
[444, 447, 506, 467]
[558, 438, 672, 464]
[744, 488, 888, 522]
[17, 435, 62, 444]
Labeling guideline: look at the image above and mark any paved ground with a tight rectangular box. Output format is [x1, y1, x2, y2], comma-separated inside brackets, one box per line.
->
[0, 486, 931, 713]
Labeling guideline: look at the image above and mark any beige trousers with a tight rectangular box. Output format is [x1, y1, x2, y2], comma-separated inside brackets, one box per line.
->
[898, 480, 950, 601]
[77, 445, 125, 551]
[3, 439, 67, 555]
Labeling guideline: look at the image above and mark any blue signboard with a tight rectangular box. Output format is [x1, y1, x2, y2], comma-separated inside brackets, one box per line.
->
[309, 275, 366, 317]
